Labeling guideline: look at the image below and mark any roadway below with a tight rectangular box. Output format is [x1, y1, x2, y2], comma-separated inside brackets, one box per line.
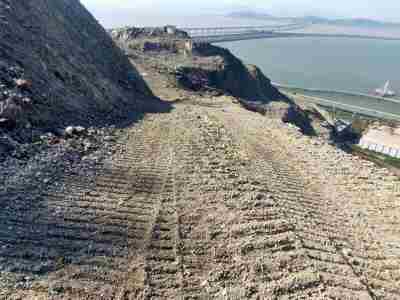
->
[276, 85, 400, 121]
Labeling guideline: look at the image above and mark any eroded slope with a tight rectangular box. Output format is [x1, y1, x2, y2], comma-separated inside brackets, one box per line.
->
[0, 0, 150, 131]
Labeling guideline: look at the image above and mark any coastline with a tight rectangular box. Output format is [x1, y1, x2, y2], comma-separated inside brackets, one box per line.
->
[272, 82, 400, 104]
[275, 84, 400, 121]
[276, 32, 400, 41]
[202, 31, 400, 43]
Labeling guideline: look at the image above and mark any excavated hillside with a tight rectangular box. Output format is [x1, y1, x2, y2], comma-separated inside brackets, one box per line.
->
[111, 26, 314, 133]
[1, 4, 400, 300]
[0, 0, 150, 132]
[110, 26, 282, 103]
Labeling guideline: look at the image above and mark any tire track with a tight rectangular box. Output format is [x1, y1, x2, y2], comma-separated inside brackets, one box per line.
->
[2, 97, 399, 299]
[207, 104, 377, 299]
[0, 117, 172, 299]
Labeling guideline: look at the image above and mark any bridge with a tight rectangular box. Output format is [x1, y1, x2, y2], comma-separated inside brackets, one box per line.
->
[179, 23, 310, 43]
[178, 23, 400, 44]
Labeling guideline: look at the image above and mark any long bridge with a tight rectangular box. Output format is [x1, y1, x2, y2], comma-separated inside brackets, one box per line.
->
[179, 23, 310, 43]
[178, 23, 400, 43]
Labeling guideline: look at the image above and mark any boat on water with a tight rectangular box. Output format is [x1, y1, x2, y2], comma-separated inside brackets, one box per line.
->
[373, 81, 396, 97]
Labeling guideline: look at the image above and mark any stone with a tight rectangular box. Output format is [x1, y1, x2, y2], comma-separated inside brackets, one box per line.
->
[87, 128, 97, 135]
[83, 141, 93, 151]
[14, 78, 32, 89]
[350, 258, 360, 266]
[74, 126, 86, 134]
[103, 135, 114, 142]
[64, 126, 75, 136]
[0, 117, 16, 130]
[21, 97, 32, 104]
[341, 248, 352, 257]
[64, 125, 85, 136]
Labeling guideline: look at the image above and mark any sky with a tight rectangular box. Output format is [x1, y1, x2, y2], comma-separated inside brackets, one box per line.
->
[80, 0, 400, 28]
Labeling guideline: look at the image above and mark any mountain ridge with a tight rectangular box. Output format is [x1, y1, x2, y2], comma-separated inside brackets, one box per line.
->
[226, 10, 400, 28]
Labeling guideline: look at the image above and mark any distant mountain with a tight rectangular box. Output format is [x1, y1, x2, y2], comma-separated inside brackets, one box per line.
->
[226, 10, 400, 28]
[299, 16, 400, 28]
[227, 11, 274, 20]
[330, 18, 400, 28]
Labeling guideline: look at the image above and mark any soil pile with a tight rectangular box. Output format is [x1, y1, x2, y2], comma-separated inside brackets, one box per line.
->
[176, 44, 283, 102]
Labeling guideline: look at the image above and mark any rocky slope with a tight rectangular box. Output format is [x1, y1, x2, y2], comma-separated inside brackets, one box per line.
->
[0, 0, 150, 134]
[111, 27, 315, 133]
[111, 27, 282, 102]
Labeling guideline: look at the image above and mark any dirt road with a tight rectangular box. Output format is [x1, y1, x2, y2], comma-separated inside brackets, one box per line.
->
[1, 65, 399, 299]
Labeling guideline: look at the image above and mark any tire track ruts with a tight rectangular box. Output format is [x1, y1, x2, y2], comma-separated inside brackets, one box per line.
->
[207, 107, 375, 299]
[0, 119, 171, 299]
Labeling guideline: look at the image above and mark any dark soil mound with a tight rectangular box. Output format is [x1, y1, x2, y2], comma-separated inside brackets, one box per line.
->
[195, 44, 282, 101]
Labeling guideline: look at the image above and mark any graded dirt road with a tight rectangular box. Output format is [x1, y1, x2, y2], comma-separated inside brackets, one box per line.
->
[1, 66, 400, 299]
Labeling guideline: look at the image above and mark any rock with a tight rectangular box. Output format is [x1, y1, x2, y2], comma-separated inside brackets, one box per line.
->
[87, 128, 97, 135]
[350, 258, 360, 266]
[0, 117, 16, 130]
[64, 126, 75, 136]
[83, 141, 93, 152]
[21, 97, 32, 104]
[255, 193, 265, 201]
[14, 78, 32, 89]
[103, 135, 114, 142]
[64, 126, 85, 136]
[48, 283, 64, 295]
[40, 132, 54, 140]
[341, 248, 352, 257]
[74, 126, 86, 134]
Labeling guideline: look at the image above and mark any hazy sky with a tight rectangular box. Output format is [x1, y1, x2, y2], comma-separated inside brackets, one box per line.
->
[81, 0, 400, 28]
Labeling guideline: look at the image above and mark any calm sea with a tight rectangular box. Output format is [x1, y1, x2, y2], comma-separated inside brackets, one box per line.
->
[217, 37, 400, 95]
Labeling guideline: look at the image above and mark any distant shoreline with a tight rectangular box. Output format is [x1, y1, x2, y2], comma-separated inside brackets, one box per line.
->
[272, 82, 400, 104]
[208, 31, 400, 43]
[278, 32, 400, 41]
[273, 83, 400, 121]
